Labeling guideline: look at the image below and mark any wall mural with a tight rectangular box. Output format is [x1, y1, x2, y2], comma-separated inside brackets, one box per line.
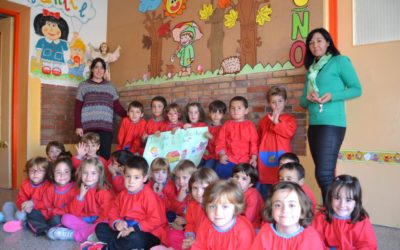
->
[128, 0, 311, 86]
[10, 0, 109, 86]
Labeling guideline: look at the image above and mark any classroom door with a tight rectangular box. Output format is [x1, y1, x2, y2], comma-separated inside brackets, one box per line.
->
[0, 16, 14, 189]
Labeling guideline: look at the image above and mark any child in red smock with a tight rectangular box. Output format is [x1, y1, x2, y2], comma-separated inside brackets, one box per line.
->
[143, 96, 168, 141]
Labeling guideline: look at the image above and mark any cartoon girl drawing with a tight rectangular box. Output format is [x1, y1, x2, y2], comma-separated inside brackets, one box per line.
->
[34, 9, 69, 76]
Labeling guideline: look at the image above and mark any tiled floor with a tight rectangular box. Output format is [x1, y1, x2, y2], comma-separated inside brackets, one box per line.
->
[0, 188, 399, 250]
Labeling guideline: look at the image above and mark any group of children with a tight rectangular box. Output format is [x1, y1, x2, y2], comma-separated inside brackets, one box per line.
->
[0, 86, 377, 249]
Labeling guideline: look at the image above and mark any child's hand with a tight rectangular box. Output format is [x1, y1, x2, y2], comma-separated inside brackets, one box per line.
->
[171, 127, 179, 134]
[182, 237, 195, 249]
[177, 187, 188, 202]
[183, 123, 192, 129]
[79, 183, 89, 200]
[204, 132, 213, 140]
[115, 220, 128, 232]
[117, 227, 134, 239]
[219, 154, 229, 164]
[154, 131, 161, 137]
[268, 110, 281, 124]
[108, 162, 118, 177]
[153, 182, 164, 193]
[22, 200, 34, 213]
[75, 142, 87, 158]
[249, 155, 257, 167]
[142, 133, 148, 142]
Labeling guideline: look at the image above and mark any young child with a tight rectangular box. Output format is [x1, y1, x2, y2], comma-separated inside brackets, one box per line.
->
[28, 157, 77, 236]
[200, 100, 227, 169]
[117, 100, 147, 155]
[107, 150, 134, 194]
[183, 102, 207, 129]
[215, 96, 258, 179]
[232, 163, 263, 230]
[46, 141, 67, 163]
[47, 158, 113, 243]
[94, 155, 168, 249]
[72, 132, 107, 170]
[278, 159, 317, 213]
[312, 175, 377, 249]
[159, 103, 184, 133]
[0, 157, 50, 233]
[191, 179, 255, 249]
[251, 182, 325, 249]
[258, 86, 297, 199]
[182, 168, 219, 249]
[148, 157, 177, 211]
[143, 96, 168, 140]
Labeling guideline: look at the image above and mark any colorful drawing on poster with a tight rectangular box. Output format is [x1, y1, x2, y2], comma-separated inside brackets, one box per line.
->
[143, 127, 209, 170]
[139, 0, 162, 13]
[171, 21, 203, 77]
[163, 0, 187, 17]
[338, 150, 400, 165]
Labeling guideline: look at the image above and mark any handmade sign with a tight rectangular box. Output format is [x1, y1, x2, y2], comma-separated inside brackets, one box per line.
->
[143, 127, 209, 170]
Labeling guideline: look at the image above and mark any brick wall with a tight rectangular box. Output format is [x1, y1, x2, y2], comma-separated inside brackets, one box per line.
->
[41, 68, 307, 155]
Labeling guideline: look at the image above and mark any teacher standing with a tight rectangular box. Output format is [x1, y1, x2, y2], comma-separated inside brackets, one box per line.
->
[75, 57, 126, 160]
[300, 28, 362, 202]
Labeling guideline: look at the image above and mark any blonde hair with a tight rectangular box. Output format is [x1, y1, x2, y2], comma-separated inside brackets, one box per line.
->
[189, 168, 219, 193]
[81, 132, 100, 145]
[204, 179, 245, 215]
[75, 158, 110, 190]
[70, 37, 86, 52]
[173, 159, 196, 176]
[150, 157, 170, 172]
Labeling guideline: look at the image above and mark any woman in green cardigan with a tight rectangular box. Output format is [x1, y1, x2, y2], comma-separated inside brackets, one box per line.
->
[300, 28, 362, 203]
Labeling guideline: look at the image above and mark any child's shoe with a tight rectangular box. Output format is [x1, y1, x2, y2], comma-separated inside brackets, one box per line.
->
[80, 241, 106, 250]
[3, 220, 23, 233]
[0, 212, 5, 223]
[47, 227, 74, 240]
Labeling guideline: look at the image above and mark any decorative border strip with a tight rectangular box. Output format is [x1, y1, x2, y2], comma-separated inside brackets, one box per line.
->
[338, 150, 400, 165]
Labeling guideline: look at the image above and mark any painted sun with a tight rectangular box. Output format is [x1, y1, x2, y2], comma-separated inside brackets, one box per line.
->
[163, 0, 187, 17]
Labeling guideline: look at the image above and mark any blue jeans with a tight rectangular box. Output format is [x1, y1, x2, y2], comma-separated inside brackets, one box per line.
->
[214, 161, 236, 179]
[308, 125, 346, 203]
[199, 158, 218, 169]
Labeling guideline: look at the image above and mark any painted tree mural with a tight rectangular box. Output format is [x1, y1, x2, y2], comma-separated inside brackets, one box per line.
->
[200, 0, 272, 68]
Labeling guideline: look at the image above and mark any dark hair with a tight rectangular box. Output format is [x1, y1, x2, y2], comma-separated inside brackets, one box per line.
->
[111, 150, 134, 166]
[232, 163, 259, 186]
[324, 175, 369, 224]
[304, 27, 340, 69]
[230, 96, 248, 109]
[266, 86, 287, 102]
[278, 162, 305, 180]
[89, 58, 107, 80]
[185, 102, 206, 123]
[263, 181, 313, 227]
[209, 100, 227, 114]
[128, 101, 144, 113]
[278, 152, 300, 165]
[57, 151, 73, 160]
[33, 12, 69, 40]
[151, 96, 168, 109]
[25, 157, 50, 180]
[189, 168, 219, 194]
[164, 103, 183, 121]
[51, 157, 75, 182]
[124, 155, 149, 176]
[46, 141, 66, 155]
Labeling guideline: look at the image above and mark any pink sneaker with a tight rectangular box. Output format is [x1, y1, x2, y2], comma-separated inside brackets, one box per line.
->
[3, 220, 23, 233]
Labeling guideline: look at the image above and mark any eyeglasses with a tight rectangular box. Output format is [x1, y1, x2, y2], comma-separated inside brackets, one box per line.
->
[29, 169, 46, 175]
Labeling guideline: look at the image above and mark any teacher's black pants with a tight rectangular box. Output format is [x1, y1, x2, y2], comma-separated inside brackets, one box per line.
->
[308, 125, 346, 204]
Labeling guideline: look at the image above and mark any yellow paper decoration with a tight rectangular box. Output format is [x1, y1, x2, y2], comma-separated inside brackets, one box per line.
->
[199, 4, 214, 21]
[224, 9, 238, 29]
[256, 5, 272, 26]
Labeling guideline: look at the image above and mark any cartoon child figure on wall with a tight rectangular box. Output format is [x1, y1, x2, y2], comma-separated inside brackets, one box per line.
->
[171, 21, 203, 77]
[89, 42, 121, 81]
[33, 9, 69, 76]
[67, 32, 88, 80]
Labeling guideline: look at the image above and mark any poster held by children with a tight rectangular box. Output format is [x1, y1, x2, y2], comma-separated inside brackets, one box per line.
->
[143, 127, 208, 170]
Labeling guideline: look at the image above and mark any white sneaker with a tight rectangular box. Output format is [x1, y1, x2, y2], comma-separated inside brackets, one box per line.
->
[47, 227, 74, 240]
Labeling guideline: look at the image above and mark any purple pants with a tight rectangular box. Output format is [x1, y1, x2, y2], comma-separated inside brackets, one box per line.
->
[61, 214, 97, 242]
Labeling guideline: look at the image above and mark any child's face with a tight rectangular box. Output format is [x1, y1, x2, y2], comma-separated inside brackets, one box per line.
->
[191, 181, 209, 204]
[278, 169, 304, 185]
[175, 170, 191, 189]
[152, 169, 168, 184]
[85, 141, 100, 157]
[206, 194, 236, 230]
[82, 164, 100, 187]
[111, 158, 124, 173]
[128, 107, 144, 123]
[271, 189, 302, 234]
[229, 100, 248, 121]
[42, 21, 61, 40]
[124, 168, 147, 193]
[151, 101, 165, 118]
[28, 165, 47, 184]
[54, 162, 72, 186]
[167, 109, 180, 124]
[269, 95, 286, 113]
[210, 111, 223, 125]
[233, 172, 253, 192]
[188, 106, 200, 123]
[47, 146, 62, 162]
[332, 187, 356, 218]
[180, 33, 192, 46]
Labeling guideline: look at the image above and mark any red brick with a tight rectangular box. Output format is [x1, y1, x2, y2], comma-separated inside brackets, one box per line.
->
[272, 71, 286, 77]
[267, 77, 294, 84]
[247, 85, 268, 93]
[286, 68, 306, 76]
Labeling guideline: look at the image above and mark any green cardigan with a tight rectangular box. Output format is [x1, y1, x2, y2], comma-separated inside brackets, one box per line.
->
[300, 55, 362, 127]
